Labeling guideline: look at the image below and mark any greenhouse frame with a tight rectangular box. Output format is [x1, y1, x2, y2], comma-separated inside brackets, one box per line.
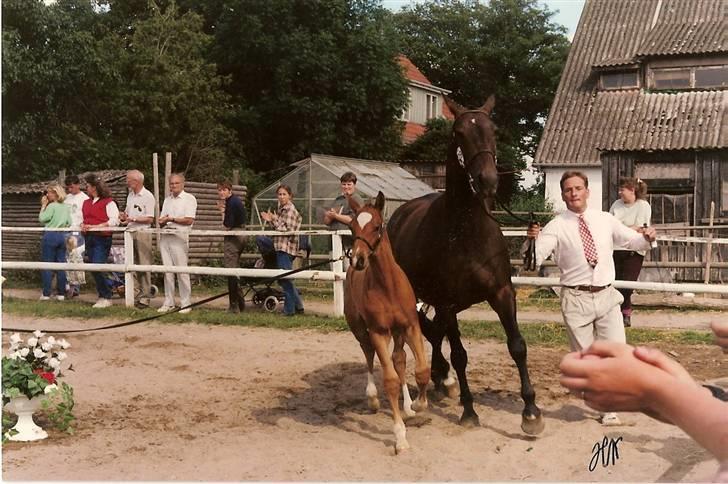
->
[250, 153, 436, 228]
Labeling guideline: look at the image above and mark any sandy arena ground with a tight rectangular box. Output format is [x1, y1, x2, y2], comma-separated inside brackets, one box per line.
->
[2, 312, 727, 482]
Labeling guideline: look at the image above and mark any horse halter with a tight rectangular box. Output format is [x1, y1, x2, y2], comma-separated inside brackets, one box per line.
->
[351, 223, 385, 257]
[456, 146, 497, 196]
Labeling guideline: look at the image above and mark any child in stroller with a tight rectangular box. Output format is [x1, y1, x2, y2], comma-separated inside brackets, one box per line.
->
[106, 246, 158, 300]
[239, 235, 311, 312]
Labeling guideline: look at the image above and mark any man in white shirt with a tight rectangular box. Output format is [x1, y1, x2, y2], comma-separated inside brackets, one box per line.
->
[158, 173, 197, 314]
[63, 175, 90, 298]
[526, 171, 656, 425]
[119, 170, 156, 308]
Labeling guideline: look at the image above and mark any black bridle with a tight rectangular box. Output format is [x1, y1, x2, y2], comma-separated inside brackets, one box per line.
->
[350, 223, 385, 259]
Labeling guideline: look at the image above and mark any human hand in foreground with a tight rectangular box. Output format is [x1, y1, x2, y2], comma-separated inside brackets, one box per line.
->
[526, 222, 540, 239]
[559, 341, 701, 423]
[711, 321, 728, 352]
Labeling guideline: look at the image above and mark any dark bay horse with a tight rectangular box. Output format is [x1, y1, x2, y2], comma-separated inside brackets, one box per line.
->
[387, 96, 544, 435]
[344, 192, 430, 454]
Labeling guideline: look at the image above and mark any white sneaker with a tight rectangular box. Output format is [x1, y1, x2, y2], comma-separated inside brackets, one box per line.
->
[157, 305, 174, 313]
[39, 295, 51, 301]
[56, 295, 65, 301]
[601, 413, 621, 426]
[92, 298, 112, 308]
[178, 307, 191, 314]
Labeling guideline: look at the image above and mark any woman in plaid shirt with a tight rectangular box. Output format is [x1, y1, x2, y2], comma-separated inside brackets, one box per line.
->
[258, 185, 305, 316]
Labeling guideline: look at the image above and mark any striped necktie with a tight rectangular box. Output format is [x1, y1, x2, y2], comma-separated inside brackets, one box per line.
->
[578, 214, 598, 267]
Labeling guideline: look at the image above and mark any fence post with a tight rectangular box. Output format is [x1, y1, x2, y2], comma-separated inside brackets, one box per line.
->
[704, 201, 715, 284]
[331, 232, 344, 317]
[124, 230, 135, 307]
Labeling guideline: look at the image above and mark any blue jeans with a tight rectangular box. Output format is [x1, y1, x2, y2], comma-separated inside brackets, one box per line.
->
[85, 234, 113, 299]
[41, 232, 67, 297]
[255, 236, 303, 315]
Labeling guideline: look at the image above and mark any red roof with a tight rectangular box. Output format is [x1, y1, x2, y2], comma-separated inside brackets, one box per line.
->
[398, 55, 432, 85]
[403, 122, 426, 144]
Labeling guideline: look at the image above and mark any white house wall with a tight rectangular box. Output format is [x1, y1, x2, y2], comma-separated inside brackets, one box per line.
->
[407, 86, 441, 125]
[544, 167, 603, 212]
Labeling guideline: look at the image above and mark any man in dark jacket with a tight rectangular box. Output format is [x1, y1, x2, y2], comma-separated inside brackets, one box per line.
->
[217, 181, 247, 313]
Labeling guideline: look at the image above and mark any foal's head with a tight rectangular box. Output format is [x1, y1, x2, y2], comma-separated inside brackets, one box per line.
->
[348, 191, 386, 271]
[444, 95, 499, 200]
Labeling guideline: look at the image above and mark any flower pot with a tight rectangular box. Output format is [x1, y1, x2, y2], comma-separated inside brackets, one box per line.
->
[4, 395, 48, 441]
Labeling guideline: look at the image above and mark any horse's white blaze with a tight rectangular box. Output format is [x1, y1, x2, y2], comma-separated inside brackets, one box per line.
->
[470, 118, 476, 124]
[402, 382, 415, 417]
[356, 212, 373, 229]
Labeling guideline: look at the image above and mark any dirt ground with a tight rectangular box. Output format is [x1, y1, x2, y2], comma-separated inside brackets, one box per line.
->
[2, 313, 727, 482]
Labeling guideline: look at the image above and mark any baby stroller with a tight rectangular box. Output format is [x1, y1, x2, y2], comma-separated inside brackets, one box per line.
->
[238, 235, 311, 312]
[107, 246, 158, 300]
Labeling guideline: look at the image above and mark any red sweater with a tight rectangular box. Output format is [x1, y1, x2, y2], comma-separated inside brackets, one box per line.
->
[82, 198, 113, 237]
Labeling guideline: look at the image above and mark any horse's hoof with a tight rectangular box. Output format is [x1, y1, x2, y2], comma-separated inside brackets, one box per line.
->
[458, 411, 480, 428]
[367, 397, 380, 413]
[411, 399, 428, 413]
[521, 414, 545, 436]
[404, 403, 416, 418]
[394, 440, 410, 455]
[444, 373, 459, 399]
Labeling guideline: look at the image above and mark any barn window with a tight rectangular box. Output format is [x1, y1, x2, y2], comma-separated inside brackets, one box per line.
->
[651, 68, 691, 89]
[695, 65, 728, 88]
[599, 70, 639, 90]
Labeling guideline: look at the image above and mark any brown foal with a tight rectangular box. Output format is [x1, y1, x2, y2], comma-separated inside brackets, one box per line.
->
[344, 191, 430, 454]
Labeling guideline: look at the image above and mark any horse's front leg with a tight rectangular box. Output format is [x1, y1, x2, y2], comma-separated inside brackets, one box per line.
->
[488, 285, 544, 435]
[370, 330, 408, 454]
[392, 331, 415, 418]
[362, 338, 380, 412]
[442, 309, 479, 427]
[405, 315, 431, 413]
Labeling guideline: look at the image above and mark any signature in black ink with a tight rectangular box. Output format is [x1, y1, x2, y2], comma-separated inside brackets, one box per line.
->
[589, 436, 623, 472]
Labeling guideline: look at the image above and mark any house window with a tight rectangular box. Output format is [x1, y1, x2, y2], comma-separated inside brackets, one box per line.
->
[695, 65, 728, 88]
[652, 68, 691, 89]
[426, 94, 438, 120]
[649, 64, 728, 90]
[599, 70, 639, 90]
[401, 90, 412, 121]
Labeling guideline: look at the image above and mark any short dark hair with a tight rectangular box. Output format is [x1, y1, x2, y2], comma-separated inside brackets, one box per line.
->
[65, 175, 80, 186]
[340, 172, 357, 184]
[217, 180, 233, 191]
[560, 171, 589, 191]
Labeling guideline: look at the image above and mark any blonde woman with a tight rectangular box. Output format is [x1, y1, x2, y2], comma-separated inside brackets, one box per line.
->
[38, 184, 72, 300]
[609, 177, 651, 327]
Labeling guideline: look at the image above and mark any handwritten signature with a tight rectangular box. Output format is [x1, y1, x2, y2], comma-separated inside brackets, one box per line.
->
[589, 436, 623, 472]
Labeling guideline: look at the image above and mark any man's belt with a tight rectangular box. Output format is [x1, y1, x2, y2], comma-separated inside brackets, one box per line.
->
[565, 284, 611, 293]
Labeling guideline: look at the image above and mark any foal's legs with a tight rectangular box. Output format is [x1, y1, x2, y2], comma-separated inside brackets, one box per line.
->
[405, 318, 431, 413]
[362, 338, 380, 412]
[370, 330, 408, 454]
[486, 284, 544, 435]
[392, 332, 415, 418]
[441, 309, 479, 427]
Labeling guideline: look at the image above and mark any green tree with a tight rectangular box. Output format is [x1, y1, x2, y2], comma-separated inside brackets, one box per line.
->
[2, 0, 239, 182]
[395, 0, 570, 185]
[197, 0, 408, 173]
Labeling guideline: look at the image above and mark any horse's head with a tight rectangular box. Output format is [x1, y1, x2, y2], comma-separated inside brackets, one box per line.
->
[444, 95, 499, 201]
[348, 191, 385, 271]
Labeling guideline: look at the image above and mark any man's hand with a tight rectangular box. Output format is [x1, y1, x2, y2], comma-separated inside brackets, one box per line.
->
[526, 222, 541, 239]
[642, 226, 657, 242]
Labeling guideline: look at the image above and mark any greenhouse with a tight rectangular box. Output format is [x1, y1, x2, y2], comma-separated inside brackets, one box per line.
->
[250, 153, 435, 228]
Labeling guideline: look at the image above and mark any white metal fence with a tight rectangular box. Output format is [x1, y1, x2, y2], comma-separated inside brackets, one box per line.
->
[2, 226, 727, 317]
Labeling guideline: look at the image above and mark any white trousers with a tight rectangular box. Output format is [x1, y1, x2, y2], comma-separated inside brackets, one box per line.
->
[560, 286, 626, 352]
[159, 233, 191, 307]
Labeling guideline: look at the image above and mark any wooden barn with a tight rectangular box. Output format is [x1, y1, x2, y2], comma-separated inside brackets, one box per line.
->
[534, 0, 727, 282]
[1, 170, 247, 265]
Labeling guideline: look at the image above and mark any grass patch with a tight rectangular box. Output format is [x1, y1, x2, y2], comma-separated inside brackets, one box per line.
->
[1, 296, 713, 348]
